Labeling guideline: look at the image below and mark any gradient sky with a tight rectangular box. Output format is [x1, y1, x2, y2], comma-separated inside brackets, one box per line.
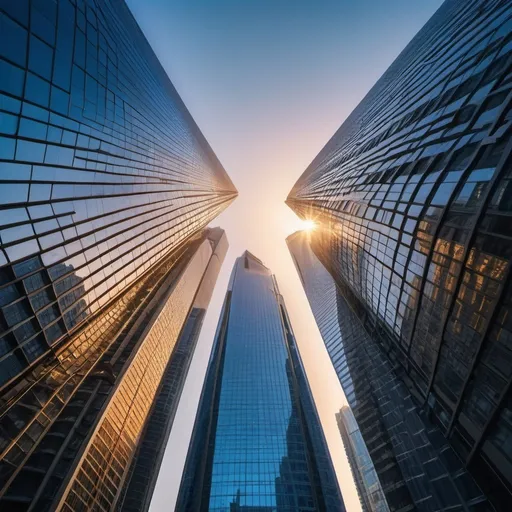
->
[125, 1, 445, 510]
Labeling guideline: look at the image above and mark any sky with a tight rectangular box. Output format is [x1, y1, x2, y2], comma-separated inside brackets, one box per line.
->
[125, 0, 445, 510]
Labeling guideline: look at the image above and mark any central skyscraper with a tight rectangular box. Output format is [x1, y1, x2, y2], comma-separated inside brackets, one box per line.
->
[177, 251, 345, 512]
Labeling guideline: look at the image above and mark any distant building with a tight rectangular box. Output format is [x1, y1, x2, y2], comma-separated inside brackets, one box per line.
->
[287, 0, 512, 508]
[335, 406, 389, 512]
[177, 251, 345, 511]
[117, 228, 229, 512]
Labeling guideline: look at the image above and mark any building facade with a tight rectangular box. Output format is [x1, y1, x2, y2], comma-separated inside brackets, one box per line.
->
[0, 227, 228, 511]
[117, 228, 228, 512]
[176, 251, 345, 512]
[287, 1, 512, 508]
[288, 231, 490, 511]
[335, 407, 389, 512]
[0, 0, 236, 388]
[0, 0, 236, 509]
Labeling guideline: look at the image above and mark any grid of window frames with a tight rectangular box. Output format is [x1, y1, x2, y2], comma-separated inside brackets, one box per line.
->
[0, 231, 212, 510]
[58, 237, 215, 511]
[118, 308, 207, 511]
[287, 0, 512, 507]
[335, 406, 389, 512]
[0, 0, 236, 391]
[177, 253, 345, 512]
[277, 286, 344, 512]
[115, 228, 228, 512]
[288, 231, 489, 511]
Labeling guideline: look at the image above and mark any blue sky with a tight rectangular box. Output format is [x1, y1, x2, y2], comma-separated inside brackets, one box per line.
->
[125, 0, 445, 509]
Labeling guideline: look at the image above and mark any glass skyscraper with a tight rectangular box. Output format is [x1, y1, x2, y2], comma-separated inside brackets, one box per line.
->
[335, 406, 389, 512]
[117, 228, 228, 512]
[0, 0, 236, 509]
[287, 1, 512, 509]
[0, 0, 236, 387]
[176, 251, 345, 512]
[288, 230, 489, 511]
[0, 227, 228, 511]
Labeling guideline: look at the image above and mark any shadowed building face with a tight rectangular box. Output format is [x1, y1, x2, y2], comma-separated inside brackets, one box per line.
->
[287, 0, 512, 509]
[288, 230, 490, 511]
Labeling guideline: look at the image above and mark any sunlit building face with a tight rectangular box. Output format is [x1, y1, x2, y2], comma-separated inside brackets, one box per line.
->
[287, 0, 512, 509]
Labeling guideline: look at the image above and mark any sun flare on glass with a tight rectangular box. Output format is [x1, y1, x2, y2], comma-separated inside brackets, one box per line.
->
[300, 219, 316, 232]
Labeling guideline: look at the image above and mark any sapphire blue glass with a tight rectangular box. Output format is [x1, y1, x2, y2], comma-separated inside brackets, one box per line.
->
[0, 0, 236, 390]
[177, 252, 345, 511]
[0, 0, 235, 509]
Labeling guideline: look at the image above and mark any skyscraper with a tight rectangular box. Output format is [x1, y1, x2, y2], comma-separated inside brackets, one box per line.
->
[0, 0, 236, 388]
[113, 228, 228, 512]
[0, 0, 236, 509]
[287, 1, 512, 508]
[288, 230, 488, 511]
[335, 407, 389, 512]
[176, 251, 345, 512]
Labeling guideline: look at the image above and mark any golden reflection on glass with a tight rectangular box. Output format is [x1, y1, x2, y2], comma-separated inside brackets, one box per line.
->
[58, 240, 214, 511]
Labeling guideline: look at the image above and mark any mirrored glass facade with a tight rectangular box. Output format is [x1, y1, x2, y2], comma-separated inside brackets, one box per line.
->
[288, 231, 489, 511]
[287, 1, 512, 508]
[0, 0, 236, 509]
[0, 0, 236, 388]
[335, 407, 389, 512]
[177, 252, 345, 512]
[0, 228, 227, 511]
[117, 228, 228, 512]
[56, 229, 228, 512]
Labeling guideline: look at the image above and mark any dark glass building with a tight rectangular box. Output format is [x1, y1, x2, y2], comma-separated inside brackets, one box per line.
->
[335, 407, 389, 512]
[0, 0, 236, 509]
[287, 1, 512, 509]
[288, 230, 490, 511]
[176, 251, 345, 512]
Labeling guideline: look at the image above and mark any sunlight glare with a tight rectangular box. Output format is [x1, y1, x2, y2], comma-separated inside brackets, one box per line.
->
[301, 219, 316, 232]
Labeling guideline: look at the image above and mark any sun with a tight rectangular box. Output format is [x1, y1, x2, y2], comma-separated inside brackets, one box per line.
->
[300, 219, 316, 232]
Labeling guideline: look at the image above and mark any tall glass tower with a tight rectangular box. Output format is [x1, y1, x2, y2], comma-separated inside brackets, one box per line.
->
[335, 407, 389, 512]
[286, 1, 512, 507]
[0, 0, 236, 388]
[0, 0, 236, 509]
[288, 230, 489, 511]
[117, 228, 228, 512]
[177, 251, 345, 512]
[0, 227, 228, 511]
